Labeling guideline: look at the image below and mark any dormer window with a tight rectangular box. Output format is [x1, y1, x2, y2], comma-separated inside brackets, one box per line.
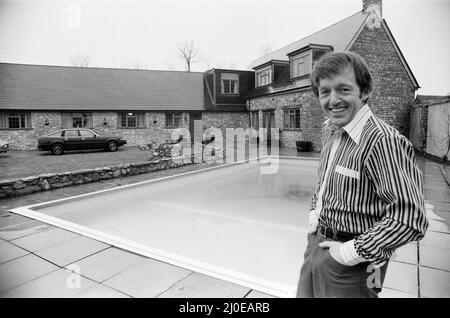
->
[290, 52, 311, 79]
[255, 65, 272, 87]
[221, 73, 239, 95]
[287, 44, 333, 81]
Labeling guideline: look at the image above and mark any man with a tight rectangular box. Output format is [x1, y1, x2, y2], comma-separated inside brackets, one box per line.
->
[296, 51, 428, 298]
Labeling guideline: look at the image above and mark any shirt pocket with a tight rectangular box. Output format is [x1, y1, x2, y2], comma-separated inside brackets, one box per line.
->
[335, 165, 360, 180]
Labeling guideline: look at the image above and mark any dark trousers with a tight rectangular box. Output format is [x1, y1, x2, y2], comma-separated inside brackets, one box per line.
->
[296, 231, 389, 298]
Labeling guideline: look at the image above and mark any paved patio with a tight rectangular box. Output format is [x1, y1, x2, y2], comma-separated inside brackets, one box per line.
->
[0, 152, 449, 298]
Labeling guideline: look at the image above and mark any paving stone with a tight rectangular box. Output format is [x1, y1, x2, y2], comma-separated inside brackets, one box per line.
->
[0, 212, 34, 229]
[158, 272, 250, 298]
[0, 240, 29, 264]
[383, 261, 418, 296]
[103, 258, 192, 298]
[67, 247, 146, 282]
[0, 254, 58, 294]
[378, 287, 417, 298]
[11, 227, 79, 252]
[390, 242, 417, 265]
[427, 219, 450, 234]
[0, 220, 53, 241]
[73, 284, 131, 298]
[1, 268, 96, 298]
[419, 267, 450, 298]
[419, 231, 450, 271]
[245, 290, 276, 298]
[35, 236, 110, 267]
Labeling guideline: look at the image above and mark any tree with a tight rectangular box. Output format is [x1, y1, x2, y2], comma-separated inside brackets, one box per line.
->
[260, 42, 272, 56]
[177, 40, 199, 72]
[70, 53, 90, 67]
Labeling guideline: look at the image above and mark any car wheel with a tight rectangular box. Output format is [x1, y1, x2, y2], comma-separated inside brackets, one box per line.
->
[51, 143, 64, 155]
[107, 141, 118, 152]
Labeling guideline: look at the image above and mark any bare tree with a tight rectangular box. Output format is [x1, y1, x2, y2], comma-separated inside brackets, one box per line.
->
[131, 59, 148, 70]
[70, 53, 90, 67]
[177, 40, 199, 72]
[260, 42, 272, 56]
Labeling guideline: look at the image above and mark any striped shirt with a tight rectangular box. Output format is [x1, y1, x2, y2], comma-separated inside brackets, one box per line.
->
[311, 105, 428, 266]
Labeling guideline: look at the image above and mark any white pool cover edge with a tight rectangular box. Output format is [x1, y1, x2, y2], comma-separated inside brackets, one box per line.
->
[10, 155, 319, 298]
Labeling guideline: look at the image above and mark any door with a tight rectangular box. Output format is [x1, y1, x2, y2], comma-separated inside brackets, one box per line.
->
[63, 129, 81, 150]
[189, 112, 203, 144]
[79, 129, 100, 149]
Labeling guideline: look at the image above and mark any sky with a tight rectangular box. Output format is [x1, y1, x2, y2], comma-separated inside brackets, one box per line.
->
[0, 0, 448, 95]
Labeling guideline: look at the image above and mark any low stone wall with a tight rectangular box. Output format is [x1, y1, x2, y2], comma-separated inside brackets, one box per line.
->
[0, 158, 191, 199]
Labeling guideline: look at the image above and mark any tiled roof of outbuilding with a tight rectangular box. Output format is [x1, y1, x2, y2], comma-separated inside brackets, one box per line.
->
[0, 63, 205, 111]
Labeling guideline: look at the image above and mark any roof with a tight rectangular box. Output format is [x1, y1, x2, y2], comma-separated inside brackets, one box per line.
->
[0, 63, 205, 111]
[249, 11, 368, 69]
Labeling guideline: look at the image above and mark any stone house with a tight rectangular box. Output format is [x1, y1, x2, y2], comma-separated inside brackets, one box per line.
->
[0, 63, 253, 150]
[247, 0, 419, 151]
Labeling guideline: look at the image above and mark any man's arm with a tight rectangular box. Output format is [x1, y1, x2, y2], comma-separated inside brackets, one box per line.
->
[352, 134, 428, 266]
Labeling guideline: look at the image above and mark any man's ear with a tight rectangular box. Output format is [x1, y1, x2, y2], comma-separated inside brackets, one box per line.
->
[361, 90, 371, 103]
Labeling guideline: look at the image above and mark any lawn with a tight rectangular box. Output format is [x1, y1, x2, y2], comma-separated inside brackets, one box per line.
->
[0, 146, 152, 181]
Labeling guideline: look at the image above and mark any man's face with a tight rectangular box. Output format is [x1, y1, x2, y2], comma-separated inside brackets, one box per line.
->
[317, 66, 368, 129]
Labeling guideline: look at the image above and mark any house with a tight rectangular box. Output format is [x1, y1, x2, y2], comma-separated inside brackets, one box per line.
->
[0, 63, 254, 150]
[247, 0, 419, 151]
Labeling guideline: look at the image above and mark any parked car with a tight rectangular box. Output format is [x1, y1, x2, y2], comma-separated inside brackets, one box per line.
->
[0, 140, 9, 153]
[38, 129, 127, 155]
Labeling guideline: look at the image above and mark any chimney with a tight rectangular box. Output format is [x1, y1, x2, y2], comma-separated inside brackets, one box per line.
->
[362, 0, 382, 18]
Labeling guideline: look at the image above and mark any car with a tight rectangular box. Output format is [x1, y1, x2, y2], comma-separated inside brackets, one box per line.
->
[38, 129, 127, 155]
[0, 140, 9, 153]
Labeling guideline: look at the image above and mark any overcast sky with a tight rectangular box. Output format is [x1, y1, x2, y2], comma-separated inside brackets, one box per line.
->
[0, 0, 448, 95]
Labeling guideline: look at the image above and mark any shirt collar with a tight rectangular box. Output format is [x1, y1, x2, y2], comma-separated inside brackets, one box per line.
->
[342, 104, 372, 144]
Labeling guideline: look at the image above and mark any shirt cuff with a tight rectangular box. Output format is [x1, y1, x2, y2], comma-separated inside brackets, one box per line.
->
[340, 239, 366, 266]
[309, 209, 319, 225]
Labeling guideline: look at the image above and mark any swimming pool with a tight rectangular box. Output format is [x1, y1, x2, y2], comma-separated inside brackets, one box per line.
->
[11, 157, 319, 297]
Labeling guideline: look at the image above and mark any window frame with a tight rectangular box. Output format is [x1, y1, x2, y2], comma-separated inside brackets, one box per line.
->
[118, 112, 146, 128]
[255, 65, 273, 87]
[283, 108, 301, 130]
[165, 112, 184, 129]
[0, 112, 31, 129]
[290, 52, 311, 80]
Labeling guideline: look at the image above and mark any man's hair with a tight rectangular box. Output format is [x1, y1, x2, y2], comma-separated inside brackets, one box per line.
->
[310, 51, 373, 102]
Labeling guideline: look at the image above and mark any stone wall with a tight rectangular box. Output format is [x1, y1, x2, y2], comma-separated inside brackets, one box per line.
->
[2, 111, 192, 150]
[249, 90, 323, 151]
[350, 20, 416, 137]
[0, 156, 191, 199]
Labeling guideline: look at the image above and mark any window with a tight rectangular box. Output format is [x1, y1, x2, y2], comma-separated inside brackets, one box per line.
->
[256, 67, 272, 87]
[73, 113, 90, 128]
[284, 109, 301, 129]
[0, 112, 31, 129]
[165, 112, 184, 128]
[61, 112, 92, 129]
[291, 53, 311, 79]
[46, 131, 63, 137]
[221, 73, 239, 94]
[118, 112, 145, 128]
[63, 130, 79, 138]
[79, 130, 96, 138]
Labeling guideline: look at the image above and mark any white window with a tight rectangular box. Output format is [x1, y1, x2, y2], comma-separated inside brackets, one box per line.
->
[256, 66, 272, 87]
[291, 53, 311, 78]
[221, 73, 239, 94]
[284, 109, 301, 129]
[165, 112, 184, 128]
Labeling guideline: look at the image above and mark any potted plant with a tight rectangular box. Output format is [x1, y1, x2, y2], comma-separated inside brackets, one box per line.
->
[296, 130, 312, 152]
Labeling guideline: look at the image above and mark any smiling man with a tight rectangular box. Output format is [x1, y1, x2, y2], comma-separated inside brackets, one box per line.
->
[296, 51, 428, 298]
